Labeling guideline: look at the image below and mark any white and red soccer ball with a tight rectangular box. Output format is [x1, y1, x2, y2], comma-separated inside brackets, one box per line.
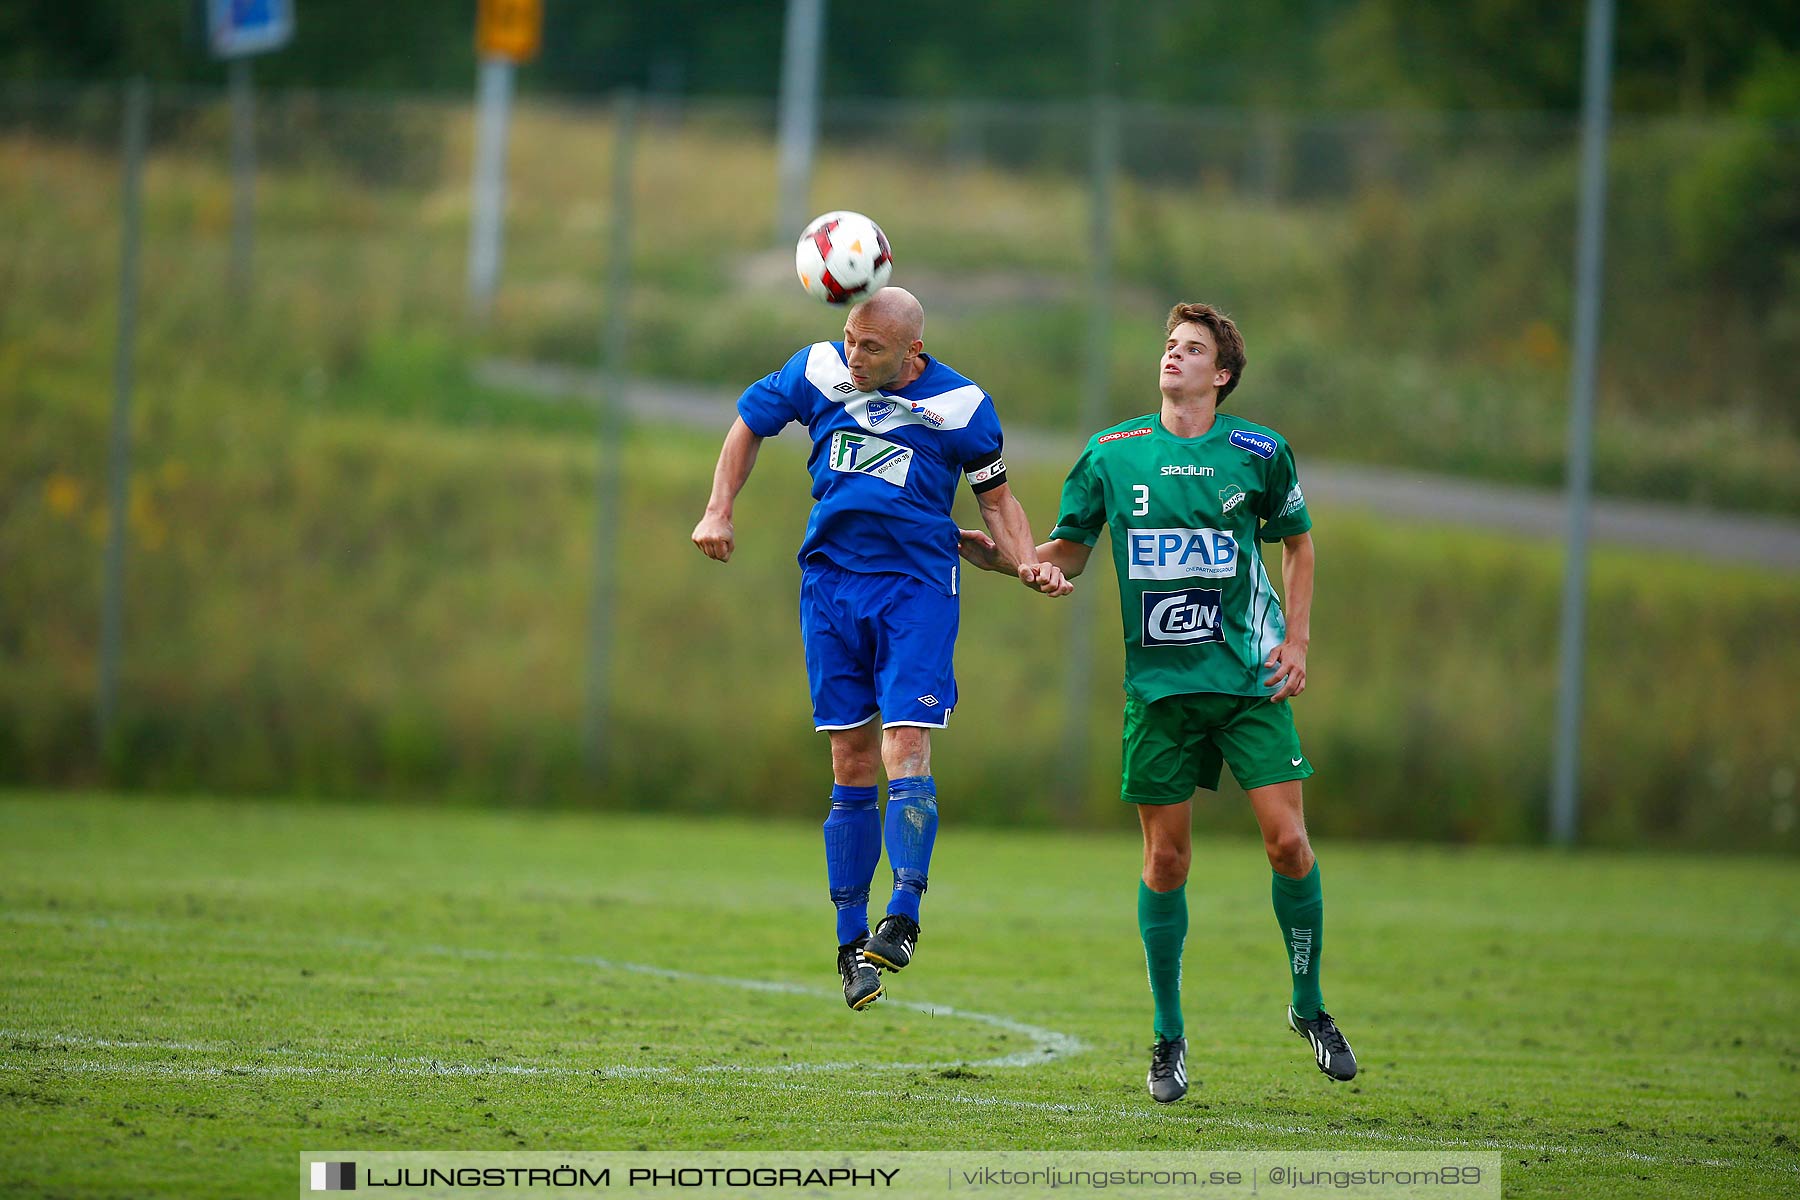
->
[794, 210, 893, 305]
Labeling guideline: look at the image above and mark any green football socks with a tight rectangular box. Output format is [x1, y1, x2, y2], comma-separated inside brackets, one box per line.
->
[1137, 880, 1188, 1040]
[1271, 861, 1325, 1019]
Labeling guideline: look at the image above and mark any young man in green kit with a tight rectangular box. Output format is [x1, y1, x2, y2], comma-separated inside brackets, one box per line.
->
[959, 302, 1355, 1102]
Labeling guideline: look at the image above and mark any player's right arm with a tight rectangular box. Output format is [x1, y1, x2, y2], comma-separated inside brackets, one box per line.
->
[959, 432, 1104, 578]
[691, 417, 765, 563]
[957, 531, 1093, 579]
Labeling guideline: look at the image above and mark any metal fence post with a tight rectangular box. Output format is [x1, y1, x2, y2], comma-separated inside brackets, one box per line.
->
[1060, 0, 1119, 815]
[467, 54, 516, 320]
[774, 0, 825, 244]
[228, 56, 256, 295]
[585, 91, 639, 778]
[1550, 0, 1616, 845]
[99, 77, 149, 764]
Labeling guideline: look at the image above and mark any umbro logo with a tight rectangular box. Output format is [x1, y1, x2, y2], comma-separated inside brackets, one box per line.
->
[833, 381, 858, 394]
[918, 695, 939, 707]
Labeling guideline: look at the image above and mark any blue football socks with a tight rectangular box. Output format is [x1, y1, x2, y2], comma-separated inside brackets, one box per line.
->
[883, 775, 938, 923]
[822, 784, 882, 946]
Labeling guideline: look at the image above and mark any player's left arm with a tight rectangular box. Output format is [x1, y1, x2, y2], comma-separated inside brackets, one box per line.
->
[974, 482, 1073, 597]
[1263, 531, 1313, 702]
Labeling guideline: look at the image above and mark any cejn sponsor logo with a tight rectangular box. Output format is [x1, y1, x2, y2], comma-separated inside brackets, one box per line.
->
[1160, 464, 1214, 477]
[828, 430, 912, 487]
[1098, 427, 1152, 443]
[1229, 429, 1277, 459]
[1126, 527, 1238, 579]
[1141, 588, 1223, 647]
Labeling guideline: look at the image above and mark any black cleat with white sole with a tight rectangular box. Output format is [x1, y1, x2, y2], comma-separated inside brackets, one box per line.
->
[1288, 1006, 1356, 1080]
[838, 939, 883, 1010]
[863, 913, 920, 972]
[1146, 1036, 1188, 1103]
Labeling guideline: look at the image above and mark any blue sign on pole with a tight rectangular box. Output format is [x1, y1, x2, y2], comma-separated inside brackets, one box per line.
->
[208, 0, 295, 59]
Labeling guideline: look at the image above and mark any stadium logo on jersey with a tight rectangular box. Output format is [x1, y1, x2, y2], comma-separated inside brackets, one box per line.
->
[1125, 527, 1239, 580]
[1141, 588, 1223, 647]
[829, 430, 912, 487]
[1099, 427, 1152, 444]
[1229, 429, 1277, 459]
[1219, 485, 1245, 514]
[1160, 464, 1214, 477]
[865, 398, 896, 426]
[1280, 484, 1305, 517]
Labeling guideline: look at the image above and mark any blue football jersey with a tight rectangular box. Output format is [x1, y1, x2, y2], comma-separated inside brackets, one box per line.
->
[737, 342, 1009, 596]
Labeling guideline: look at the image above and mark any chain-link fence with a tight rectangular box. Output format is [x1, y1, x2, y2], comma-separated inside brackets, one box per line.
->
[2, 82, 1796, 847]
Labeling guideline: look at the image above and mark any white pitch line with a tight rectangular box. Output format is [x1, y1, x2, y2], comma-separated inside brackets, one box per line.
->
[3, 1049, 1794, 1177]
[326, 936, 1087, 1071]
[8, 910, 1797, 1176]
[2, 909, 1089, 1072]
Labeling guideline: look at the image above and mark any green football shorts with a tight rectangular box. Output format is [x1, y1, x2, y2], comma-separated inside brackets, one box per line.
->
[1120, 691, 1314, 804]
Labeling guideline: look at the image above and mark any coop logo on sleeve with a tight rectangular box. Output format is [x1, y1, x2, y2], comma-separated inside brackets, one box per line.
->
[1141, 588, 1224, 646]
[1125, 527, 1239, 579]
[310, 1162, 356, 1191]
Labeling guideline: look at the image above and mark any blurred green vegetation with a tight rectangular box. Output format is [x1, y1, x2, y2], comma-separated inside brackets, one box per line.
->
[4, 0, 1793, 118]
[1, 92, 1796, 849]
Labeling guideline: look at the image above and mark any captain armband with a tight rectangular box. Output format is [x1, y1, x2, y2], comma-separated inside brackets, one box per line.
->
[964, 453, 1008, 494]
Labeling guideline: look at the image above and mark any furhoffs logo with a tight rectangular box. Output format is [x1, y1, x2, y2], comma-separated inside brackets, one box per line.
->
[311, 1162, 356, 1191]
[1228, 429, 1277, 459]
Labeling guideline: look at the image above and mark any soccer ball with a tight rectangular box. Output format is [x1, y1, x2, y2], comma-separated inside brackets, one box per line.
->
[794, 210, 893, 305]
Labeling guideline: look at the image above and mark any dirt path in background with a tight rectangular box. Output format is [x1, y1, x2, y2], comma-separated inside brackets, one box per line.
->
[477, 359, 1800, 573]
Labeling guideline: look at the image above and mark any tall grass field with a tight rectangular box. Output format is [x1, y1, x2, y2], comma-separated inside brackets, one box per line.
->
[4, 92, 1799, 845]
[2, 794, 1796, 1198]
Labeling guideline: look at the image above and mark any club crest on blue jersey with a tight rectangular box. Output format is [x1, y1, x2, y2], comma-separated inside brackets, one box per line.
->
[1141, 588, 1224, 647]
[1229, 429, 1277, 459]
[865, 398, 895, 426]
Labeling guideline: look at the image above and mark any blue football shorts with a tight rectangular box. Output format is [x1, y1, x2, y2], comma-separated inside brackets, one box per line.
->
[798, 558, 959, 731]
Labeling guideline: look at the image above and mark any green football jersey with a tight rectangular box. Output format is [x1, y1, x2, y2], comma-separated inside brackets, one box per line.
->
[1049, 411, 1312, 703]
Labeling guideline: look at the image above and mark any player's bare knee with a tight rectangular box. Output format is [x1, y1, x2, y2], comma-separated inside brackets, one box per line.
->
[829, 724, 881, 785]
[1264, 830, 1313, 877]
[1143, 843, 1191, 890]
[880, 727, 931, 779]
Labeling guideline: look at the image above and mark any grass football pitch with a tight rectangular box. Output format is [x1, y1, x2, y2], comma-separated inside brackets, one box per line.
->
[2, 792, 1795, 1198]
